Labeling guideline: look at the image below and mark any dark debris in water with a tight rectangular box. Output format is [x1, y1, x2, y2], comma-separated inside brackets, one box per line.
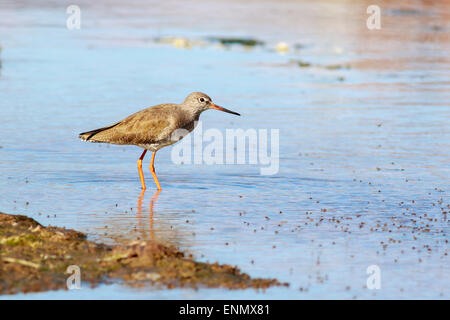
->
[153, 36, 265, 49]
[296, 60, 311, 68]
[208, 37, 265, 47]
[290, 59, 352, 70]
[0, 212, 287, 295]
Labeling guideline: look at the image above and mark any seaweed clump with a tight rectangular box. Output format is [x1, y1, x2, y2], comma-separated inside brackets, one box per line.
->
[0, 212, 287, 295]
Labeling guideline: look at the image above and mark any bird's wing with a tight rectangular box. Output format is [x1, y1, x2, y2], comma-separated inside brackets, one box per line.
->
[81, 104, 182, 146]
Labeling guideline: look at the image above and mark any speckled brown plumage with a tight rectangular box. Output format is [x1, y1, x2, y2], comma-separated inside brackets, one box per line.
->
[79, 104, 194, 151]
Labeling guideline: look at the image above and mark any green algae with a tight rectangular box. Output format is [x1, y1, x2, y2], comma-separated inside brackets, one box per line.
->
[208, 37, 264, 47]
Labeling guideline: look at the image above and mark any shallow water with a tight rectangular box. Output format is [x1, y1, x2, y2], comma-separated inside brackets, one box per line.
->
[0, 0, 449, 299]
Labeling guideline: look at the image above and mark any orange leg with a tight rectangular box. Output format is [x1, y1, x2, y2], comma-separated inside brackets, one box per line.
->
[137, 150, 148, 190]
[149, 151, 162, 190]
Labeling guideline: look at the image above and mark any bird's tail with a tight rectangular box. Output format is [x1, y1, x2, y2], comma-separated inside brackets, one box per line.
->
[79, 122, 120, 142]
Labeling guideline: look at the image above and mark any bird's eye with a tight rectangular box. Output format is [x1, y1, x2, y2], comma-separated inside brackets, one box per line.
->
[199, 97, 205, 102]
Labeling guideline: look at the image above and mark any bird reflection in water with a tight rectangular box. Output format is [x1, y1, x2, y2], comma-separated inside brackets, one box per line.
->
[136, 190, 160, 241]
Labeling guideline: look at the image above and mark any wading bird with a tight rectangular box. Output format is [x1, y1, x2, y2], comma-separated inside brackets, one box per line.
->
[79, 92, 240, 190]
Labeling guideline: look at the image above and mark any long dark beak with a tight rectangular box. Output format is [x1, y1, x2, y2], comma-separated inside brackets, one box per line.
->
[210, 104, 240, 116]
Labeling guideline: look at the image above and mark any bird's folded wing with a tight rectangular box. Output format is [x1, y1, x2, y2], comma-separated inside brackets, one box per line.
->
[86, 105, 180, 145]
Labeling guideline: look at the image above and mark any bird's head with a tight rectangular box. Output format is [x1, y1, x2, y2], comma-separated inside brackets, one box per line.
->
[182, 92, 240, 116]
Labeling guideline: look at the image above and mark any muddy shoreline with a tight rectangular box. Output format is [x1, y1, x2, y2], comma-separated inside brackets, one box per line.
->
[0, 212, 287, 295]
